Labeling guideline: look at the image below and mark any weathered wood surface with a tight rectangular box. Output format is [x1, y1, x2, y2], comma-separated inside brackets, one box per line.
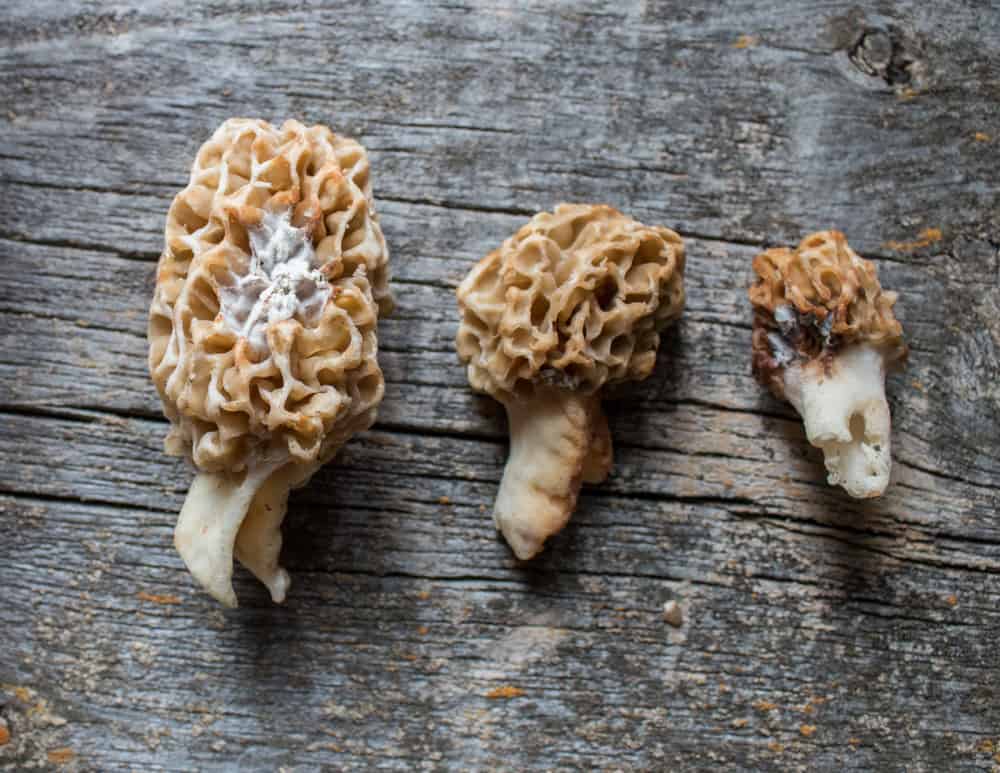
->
[1, 0, 999, 770]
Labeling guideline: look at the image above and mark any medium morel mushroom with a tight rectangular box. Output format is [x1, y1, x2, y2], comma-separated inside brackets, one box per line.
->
[749, 230, 907, 498]
[148, 118, 389, 606]
[456, 204, 686, 559]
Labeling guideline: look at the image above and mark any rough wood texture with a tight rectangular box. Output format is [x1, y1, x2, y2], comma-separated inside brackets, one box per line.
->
[1, 1, 999, 770]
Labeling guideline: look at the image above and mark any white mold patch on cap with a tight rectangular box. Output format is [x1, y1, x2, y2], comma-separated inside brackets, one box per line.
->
[219, 208, 330, 354]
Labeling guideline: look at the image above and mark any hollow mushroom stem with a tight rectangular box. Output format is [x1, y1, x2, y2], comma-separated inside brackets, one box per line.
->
[174, 459, 284, 608]
[494, 389, 612, 559]
[781, 342, 892, 498]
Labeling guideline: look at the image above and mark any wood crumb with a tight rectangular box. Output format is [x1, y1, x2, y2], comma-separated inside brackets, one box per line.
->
[799, 724, 817, 737]
[485, 685, 525, 699]
[752, 699, 777, 712]
[137, 591, 181, 605]
[0, 720, 8, 745]
[438, 496, 451, 505]
[663, 601, 684, 628]
[883, 227, 942, 252]
[662, 600, 684, 627]
[731, 718, 749, 728]
[974, 132, 991, 142]
[222, 88, 232, 97]
[733, 34, 758, 49]
[946, 594, 958, 606]
[898, 87, 921, 100]
[767, 740, 784, 753]
[849, 737, 862, 747]
[417, 626, 429, 636]
[416, 590, 431, 601]
[977, 739, 995, 753]
[306, 741, 343, 753]
[47, 748, 76, 765]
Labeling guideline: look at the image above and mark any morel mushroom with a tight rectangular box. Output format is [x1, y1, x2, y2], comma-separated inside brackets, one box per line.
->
[749, 230, 907, 498]
[148, 118, 389, 606]
[456, 204, 686, 559]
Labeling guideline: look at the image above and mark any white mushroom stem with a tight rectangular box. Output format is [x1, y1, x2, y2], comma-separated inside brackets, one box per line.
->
[781, 342, 893, 498]
[233, 462, 318, 604]
[494, 389, 612, 560]
[174, 459, 286, 608]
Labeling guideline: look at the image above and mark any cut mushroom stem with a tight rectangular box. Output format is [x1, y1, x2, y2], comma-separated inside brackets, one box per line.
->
[174, 459, 284, 608]
[781, 342, 892, 498]
[494, 389, 612, 560]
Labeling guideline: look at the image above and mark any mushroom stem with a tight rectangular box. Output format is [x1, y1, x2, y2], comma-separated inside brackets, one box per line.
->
[174, 460, 283, 607]
[582, 406, 613, 484]
[495, 389, 611, 559]
[782, 342, 892, 498]
[233, 462, 318, 604]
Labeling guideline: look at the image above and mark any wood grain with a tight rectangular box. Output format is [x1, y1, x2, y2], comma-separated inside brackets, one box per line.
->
[1, 1, 998, 770]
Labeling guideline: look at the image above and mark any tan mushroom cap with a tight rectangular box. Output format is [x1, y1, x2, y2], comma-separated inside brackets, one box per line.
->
[148, 118, 385, 474]
[456, 203, 686, 402]
[156, 118, 391, 314]
[749, 230, 907, 399]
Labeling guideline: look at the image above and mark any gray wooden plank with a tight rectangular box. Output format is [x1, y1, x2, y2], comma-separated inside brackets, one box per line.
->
[1, 0, 999, 770]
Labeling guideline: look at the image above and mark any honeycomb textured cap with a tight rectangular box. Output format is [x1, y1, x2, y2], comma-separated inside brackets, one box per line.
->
[749, 230, 907, 399]
[156, 117, 391, 314]
[148, 118, 386, 473]
[456, 203, 686, 401]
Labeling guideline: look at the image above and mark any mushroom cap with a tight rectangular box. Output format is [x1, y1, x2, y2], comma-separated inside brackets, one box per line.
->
[749, 230, 907, 399]
[157, 118, 391, 314]
[148, 118, 385, 473]
[456, 204, 685, 400]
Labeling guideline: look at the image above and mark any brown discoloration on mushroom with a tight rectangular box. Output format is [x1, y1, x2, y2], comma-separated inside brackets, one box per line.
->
[457, 204, 685, 558]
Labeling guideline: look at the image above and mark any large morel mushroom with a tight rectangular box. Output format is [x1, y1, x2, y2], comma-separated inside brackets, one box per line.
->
[148, 118, 389, 606]
[749, 230, 907, 498]
[456, 204, 686, 559]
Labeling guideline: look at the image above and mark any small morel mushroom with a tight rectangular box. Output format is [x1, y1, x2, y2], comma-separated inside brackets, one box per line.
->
[456, 204, 686, 559]
[148, 118, 390, 606]
[749, 230, 907, 498]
